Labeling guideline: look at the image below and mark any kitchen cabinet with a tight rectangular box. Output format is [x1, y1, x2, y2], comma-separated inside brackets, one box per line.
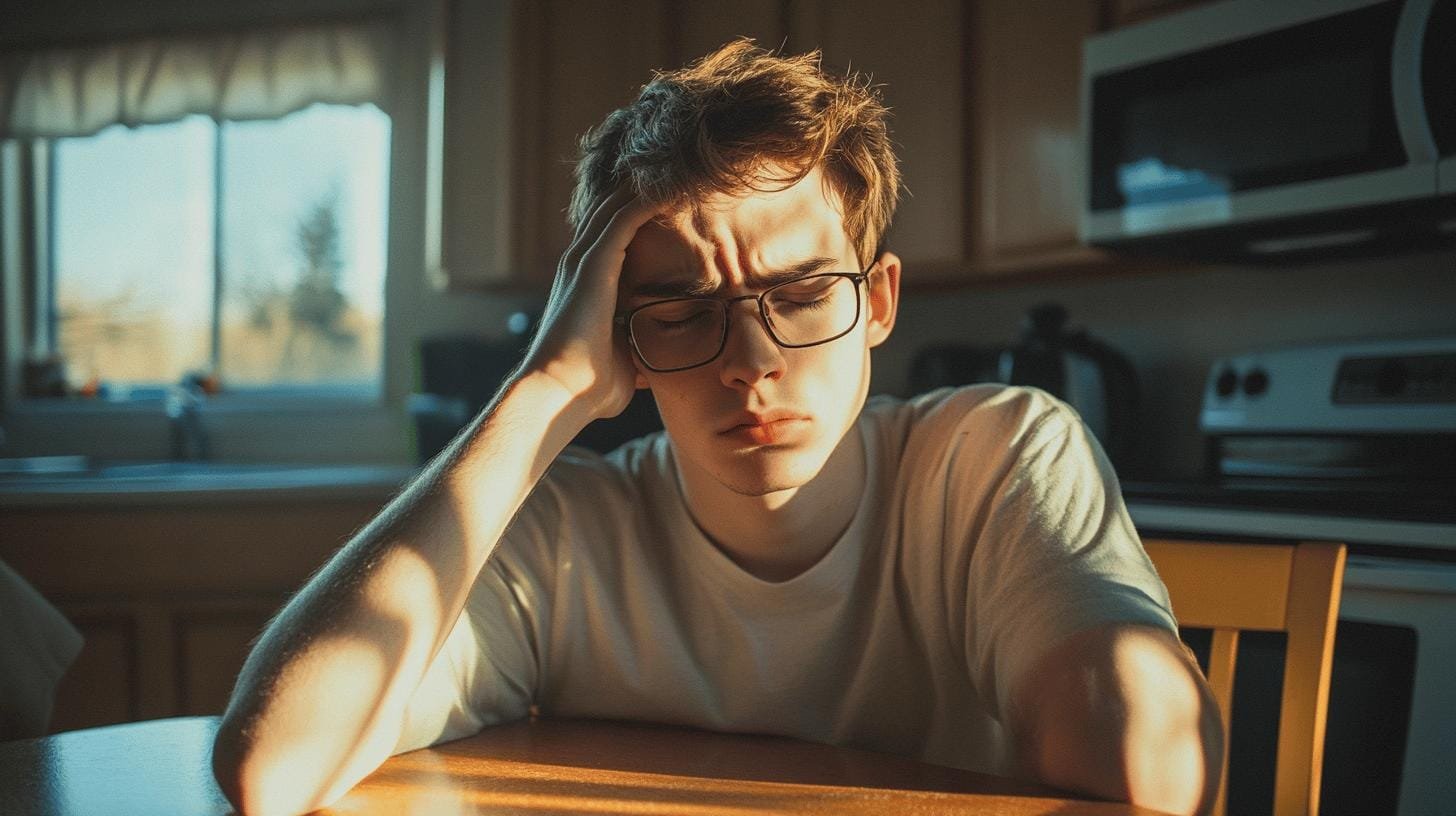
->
[504, 0, 784, 286]
[962, 0, 1112, 279]
[0, 500, 384, 732]
[431, 0, 516, 290]
[502, 0, 677, 287]
[788, 0, 969, 280]
[433, 0, 1178, 291]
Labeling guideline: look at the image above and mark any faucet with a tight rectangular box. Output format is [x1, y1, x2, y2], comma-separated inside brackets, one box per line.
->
[165, 380, 212, 461]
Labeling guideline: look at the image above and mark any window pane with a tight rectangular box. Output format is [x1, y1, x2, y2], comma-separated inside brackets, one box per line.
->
[219, 103, 390, 389]
[53, 116, 215, 388]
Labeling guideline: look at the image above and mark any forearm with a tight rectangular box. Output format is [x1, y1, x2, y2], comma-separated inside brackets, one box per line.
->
[1012, 625, 1223, 816]
[212, 372, 590, 816]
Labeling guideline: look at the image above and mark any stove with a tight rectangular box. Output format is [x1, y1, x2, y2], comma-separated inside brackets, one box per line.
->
[1119, 335, 1456, 816]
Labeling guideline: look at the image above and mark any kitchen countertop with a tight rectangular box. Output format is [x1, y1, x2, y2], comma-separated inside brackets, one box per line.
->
[0, 458, 420, 508]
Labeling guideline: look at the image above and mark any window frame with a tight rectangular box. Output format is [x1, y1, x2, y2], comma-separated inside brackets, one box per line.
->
[36, 109, 390, 401]
[0, 109, 404, 464]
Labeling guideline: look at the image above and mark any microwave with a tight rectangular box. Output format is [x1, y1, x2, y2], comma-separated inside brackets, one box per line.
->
[1081, 0, 1456, 262]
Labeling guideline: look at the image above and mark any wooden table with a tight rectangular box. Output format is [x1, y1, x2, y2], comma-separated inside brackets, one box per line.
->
[0, 716, 1171, 815]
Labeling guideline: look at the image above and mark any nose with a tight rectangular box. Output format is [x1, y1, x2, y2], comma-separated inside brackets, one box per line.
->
[717, 298, 785, 388]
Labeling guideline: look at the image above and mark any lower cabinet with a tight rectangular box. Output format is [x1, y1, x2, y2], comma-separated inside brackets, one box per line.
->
[46, 599, 285, 732]
[1, 497, 386, 733]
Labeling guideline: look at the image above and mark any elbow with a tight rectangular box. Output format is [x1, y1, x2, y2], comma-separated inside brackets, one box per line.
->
[211, 717, 314, 816]
[210, 706, 404, 816]
[211, 718, 257, 815]
[1123, 638, 1226, 816]
[1013, 626, 1224, 816]
[212, 718, 278, 816]
[1023, 688, 1220, 816]
[1120, 685, 1224, 816]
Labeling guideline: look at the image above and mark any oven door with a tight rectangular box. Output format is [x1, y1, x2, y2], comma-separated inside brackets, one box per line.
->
[1337, 555, 1456, 816]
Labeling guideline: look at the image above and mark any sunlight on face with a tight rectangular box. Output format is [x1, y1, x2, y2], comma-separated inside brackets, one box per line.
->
[620, 168, 882, 497]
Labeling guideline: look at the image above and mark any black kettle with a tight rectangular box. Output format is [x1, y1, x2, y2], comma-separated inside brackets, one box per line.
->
[999, 303, 1140, 469]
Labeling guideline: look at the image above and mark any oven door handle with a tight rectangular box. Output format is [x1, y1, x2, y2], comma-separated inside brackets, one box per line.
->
[1345, 554, 1456, 593]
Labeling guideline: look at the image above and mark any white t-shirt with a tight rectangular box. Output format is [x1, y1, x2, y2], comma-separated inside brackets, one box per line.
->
[395, 384, 1175, 774]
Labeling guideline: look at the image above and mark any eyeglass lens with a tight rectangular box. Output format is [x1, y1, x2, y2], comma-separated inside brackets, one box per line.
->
[628, 274, 861, 371]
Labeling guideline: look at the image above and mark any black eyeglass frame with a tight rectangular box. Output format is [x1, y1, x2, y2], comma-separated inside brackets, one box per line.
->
[614, 261, 881, 373]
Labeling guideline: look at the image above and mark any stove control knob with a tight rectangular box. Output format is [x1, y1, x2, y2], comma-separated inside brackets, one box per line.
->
[1243, 367, 1270, 397]
[1215, 367, 1239, 398]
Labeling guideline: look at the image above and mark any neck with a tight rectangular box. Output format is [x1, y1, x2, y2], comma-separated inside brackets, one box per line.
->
[675, 425, 867, 582]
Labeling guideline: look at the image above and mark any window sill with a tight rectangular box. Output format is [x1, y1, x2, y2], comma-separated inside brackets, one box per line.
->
[11, 385, 383, 418]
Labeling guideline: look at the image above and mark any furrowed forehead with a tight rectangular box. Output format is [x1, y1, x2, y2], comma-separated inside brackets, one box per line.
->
[626, 257, 845, 299]
[621, 170, 855, 299]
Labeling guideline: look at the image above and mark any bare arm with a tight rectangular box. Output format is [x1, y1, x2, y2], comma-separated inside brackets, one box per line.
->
[211, 188, 658, 816]
[1009, 623, 1224, 816]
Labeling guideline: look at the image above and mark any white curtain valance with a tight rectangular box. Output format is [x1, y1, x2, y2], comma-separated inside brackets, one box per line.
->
[0, 18, 395, 140]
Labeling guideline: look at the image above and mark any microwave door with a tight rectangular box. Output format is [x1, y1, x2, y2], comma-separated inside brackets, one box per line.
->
[1082, 0, 1441, 249]
[1431, 0, 1456, 194]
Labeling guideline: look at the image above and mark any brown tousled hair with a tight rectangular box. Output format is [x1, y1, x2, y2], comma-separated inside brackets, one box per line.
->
[568, 39, 900, 266]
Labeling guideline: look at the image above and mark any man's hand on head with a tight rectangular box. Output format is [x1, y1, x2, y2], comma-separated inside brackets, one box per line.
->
[520, 186, 660, 424]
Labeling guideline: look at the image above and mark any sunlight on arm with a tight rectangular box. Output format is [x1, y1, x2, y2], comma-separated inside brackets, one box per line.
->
[1012, 624, 1222, 816]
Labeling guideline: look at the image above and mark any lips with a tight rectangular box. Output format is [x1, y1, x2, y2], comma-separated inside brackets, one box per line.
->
[718, 409, 808, 434]
[718, 409, 811, 446]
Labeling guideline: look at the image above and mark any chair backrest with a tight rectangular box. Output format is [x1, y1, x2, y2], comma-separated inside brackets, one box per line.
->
[1142, 539, 1346, 816]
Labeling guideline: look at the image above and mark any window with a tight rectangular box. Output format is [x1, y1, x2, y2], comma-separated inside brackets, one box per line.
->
[44, 103, 390, 397]
[1, 17, 396, 408]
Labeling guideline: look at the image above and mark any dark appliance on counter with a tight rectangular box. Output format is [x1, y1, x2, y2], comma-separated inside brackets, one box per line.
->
[410, 332, 662, 465]
[1082, 0, 1456, 264]
[909, 303, 1141, 470]
[1121, 335, 1456, 816]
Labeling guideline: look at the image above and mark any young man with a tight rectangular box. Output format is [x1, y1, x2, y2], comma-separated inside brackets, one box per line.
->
[213, 41, 1221, 816]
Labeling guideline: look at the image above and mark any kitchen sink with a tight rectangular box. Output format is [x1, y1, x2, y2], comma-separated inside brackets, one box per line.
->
[0, 456, 417, 499]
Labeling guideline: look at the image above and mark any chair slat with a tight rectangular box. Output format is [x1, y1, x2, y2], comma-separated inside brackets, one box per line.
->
[1273, 542, 1346, 816]
[1207, 629, 1239, 816]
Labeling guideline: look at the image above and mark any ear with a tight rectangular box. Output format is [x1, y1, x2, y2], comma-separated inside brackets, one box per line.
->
[618, 325, 652, 389]
[865, 251, 901, 349]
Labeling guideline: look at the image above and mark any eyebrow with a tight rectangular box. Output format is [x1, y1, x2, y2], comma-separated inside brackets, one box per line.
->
[627, 257, 843, 299]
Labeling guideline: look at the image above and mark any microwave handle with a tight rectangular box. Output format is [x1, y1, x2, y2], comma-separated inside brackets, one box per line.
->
[1394, 0, 1439, 165]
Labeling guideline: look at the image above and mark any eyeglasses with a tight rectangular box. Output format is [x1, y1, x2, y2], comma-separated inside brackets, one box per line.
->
[616, 263, 878, 373]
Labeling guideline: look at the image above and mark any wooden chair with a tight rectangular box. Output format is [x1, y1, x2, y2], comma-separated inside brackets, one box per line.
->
[1142, 539, 1346, 816]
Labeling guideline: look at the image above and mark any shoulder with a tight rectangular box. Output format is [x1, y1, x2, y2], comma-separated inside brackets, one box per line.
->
[517, 431, 679, 528]
[527, 432, 660, 498]
[864, 384, 1083, 467]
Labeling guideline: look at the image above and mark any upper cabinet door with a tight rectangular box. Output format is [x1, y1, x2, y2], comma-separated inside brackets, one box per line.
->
[431, 0, 516, 290]
[672, 1, 783, 64]
[435, 0, 681, 291]
[510, 0, 681, 286]
[790, 0, 967, 278]
[966, 0, 1109, 278]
